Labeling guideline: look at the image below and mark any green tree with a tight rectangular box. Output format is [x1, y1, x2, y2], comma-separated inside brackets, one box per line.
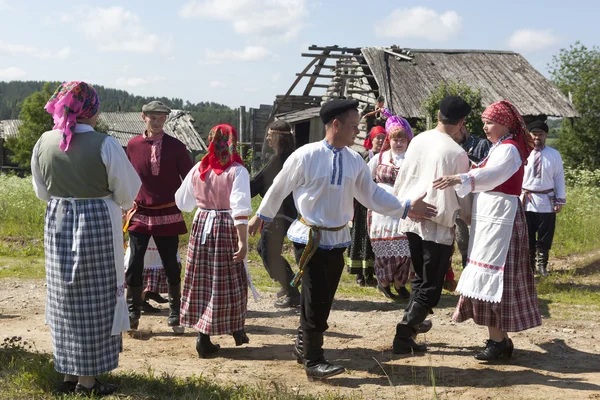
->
[418, 81, 485, 137]
[549, 41, 600, 169]
[5, 83, 55, 169]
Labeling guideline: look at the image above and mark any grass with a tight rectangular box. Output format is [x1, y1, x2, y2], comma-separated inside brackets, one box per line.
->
[0, 338, 352, 400]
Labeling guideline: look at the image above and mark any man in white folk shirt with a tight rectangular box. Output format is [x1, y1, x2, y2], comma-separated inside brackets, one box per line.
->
[249, 99, 437, 381]
[521, 120, 566, 276]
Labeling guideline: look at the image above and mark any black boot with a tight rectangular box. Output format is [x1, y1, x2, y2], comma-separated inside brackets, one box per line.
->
[167, 284, 184, 334]
[392, 301, 429, 354]
[127, 286, 143, 330]
[274, 285, 301, 308]
[196, 333, 220, 358]
[303, 331, 344, 380]
[145, 291, 168, 304]
[537, 250, 549, 277]
[141, 299, 161, 314]
[293, 327, 303, 364]
[232, 329, 250, 346]
[475, 338, 511, 360]
[529, 248, 537, 274]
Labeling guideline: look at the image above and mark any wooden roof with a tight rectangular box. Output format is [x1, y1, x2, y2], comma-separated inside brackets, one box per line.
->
[0, 119, 23, 139]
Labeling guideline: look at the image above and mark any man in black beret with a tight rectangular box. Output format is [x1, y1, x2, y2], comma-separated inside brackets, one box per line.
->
[250, 99, 437, 380]
[522, 120, 566, 276]
[392, 95, 473, 354]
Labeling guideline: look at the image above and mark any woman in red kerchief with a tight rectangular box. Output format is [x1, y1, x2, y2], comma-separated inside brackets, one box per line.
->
[433, 101, 541, 361]
[175, 124, 252, 357]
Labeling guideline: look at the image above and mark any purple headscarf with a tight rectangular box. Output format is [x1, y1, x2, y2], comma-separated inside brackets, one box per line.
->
[382, 108, 414, 140]
[44, 81, 100, 152]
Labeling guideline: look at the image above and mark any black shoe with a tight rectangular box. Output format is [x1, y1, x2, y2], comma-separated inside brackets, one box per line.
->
[505, 338, 514, 358]
[232, 330, 250, 346]
[377, 283, 398, 300]
[274, 295, 300, 308]
[304, 359, 345, 381]
[141, 300, 161, 314]
[127, 286, 143, 331]
[55, 380, 77, 394]
[74, 380, 118, 397]
[475, 339, 510, 361]
[167, 284, 184, 334]
[365, 274, 378, 287]
[145, 291, 168, 304]
[196, 333, 220, 358]
[394, 286, 411, 299]
[416, 319, 433, 335]
[293, 327, 304, 364]
[356, 275, 366, 287]
[276, 288, 287, 298]
[393, 324, 427, 354]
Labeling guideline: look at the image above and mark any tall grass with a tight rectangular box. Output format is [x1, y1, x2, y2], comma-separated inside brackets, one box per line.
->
[1, 173, 600, 258]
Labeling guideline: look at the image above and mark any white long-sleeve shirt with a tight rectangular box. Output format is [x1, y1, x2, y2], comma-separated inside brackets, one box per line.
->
[257, 140, 411, 249]
[521, 146, 566, 213]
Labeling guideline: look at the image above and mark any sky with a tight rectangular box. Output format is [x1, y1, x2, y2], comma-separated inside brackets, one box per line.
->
[0, 0, 599, 109]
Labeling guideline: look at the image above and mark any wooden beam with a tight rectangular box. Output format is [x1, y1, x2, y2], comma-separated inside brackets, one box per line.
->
[301, 53, 361, 59]
[296, 73, 336, 78]
[303, 50, 330, 96]
[382, 48, 412, 60]
[347, 90, 375, 94]
[308, 45, 362, 53]
[339, 74, 375, 79]
[335, 64, 370, 68]
[312, 84, 330, 88]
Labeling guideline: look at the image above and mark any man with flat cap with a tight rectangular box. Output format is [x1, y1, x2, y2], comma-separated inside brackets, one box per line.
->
[521, 120, 566, 276]
[124, 100, 194, 332]
[391, 95, 472, 354]
[250, 99, 437, 380]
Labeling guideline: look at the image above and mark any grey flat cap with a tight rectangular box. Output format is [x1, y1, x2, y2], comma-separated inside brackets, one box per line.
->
[142, 101, 171, 114]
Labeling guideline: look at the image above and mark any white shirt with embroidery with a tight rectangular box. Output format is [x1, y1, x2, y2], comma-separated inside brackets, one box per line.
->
[521, 146, 567, 213]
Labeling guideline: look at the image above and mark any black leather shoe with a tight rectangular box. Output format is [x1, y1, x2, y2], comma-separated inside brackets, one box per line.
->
[475, 339, 509, 361]
[274, 295, 300, 308]
[55, 380, 77, 394]
[393, 324, 427, 354]
[293, 327, 304, 364]
[377, 283, 398, 300]
[74, 380, 118, 397]
[365, 274, 378, 287]
[505, 338, 514, 358]
[141, 300, 161, 314]
[416, 319, 433, 335]
[232, 330, 250, 346]
[145, 291, 168, 304]
[304, 359, 345, 381]
[394, 286, 411, 299]
[196, 333, 220, 358]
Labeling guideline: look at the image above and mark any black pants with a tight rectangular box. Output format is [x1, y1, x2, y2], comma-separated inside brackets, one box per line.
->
[455, 218, 469, 266]
[257, 218, 295, 294]
[525, 211, 556, 253]
[126, 231, 181, 287]
[293, 242, 346, 334]
[406, 232, 453, 310]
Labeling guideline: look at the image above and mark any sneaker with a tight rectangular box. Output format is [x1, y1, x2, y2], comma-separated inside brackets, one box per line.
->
[274, 295, 300, 308]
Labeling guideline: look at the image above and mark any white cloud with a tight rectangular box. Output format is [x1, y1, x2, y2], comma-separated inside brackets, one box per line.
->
[116, 75, 166, 87]
[0, 40, 71, 60]
[507, 29, 560, 53]
[210, 81, 228, 88]
[0, 67, 26, 80]
[374, 7, 462, 42]
[76, 6, 172, 54]
[179, 0, 307, 41]
[200, 46, 274, 65]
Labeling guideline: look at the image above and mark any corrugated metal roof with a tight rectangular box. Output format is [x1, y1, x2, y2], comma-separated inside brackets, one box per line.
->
[361, 47, 578, 119]
[0, 120, 23, 139]
[98, 111, 207, 151]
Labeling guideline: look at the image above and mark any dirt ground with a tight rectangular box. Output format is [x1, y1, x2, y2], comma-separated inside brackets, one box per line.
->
[1, 267, 600, 400]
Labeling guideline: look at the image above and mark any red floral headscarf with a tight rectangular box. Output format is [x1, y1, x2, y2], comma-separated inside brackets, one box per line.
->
[481, 100, 534, 162]
[198, 124, 245, 181]
[44, 81, 100, 152]
[363, 125, 386, 150]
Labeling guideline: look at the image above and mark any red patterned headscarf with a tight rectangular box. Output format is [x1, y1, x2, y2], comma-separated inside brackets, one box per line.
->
[44, 81, 100, 152]
[481, 100, 534, 162]
[363, 125, 386, 150]
[198, 124, 245, 181]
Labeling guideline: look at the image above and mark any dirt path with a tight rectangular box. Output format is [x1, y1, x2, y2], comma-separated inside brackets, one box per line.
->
[1, 271, 600, 399]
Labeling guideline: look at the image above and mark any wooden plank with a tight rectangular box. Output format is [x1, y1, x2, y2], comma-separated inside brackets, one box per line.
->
[303, 50, 330, 96]
[347, 89, 375, 94]
[296, 73, 336, 78]
[301, 53, 361, 59]
[308, 45, 362, 52]
[312, 84, 331, 88]
[339, 74, 375, 79]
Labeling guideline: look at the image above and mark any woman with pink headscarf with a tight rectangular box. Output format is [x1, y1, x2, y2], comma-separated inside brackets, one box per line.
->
[433, 100, 541, 361]
[367, 114, 413, 300]
[31, 81, 141, 395]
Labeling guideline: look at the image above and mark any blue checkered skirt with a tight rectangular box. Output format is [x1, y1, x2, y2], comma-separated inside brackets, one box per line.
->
[45, 198, 122, 376]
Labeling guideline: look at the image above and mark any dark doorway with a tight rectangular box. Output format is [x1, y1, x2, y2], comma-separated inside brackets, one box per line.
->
[294, 121, 310, 149]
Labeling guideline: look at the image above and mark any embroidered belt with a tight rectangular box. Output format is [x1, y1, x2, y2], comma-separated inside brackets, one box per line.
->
[290, 216, 346, 287]
[522, 188, 554, 208]
[122, 201, 177, 232]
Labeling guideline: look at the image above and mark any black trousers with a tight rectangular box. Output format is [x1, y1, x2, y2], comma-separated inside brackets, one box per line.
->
[257, 218, 295, 294]
[126, 231, 181, 287]
[406, 232, 453, 310]
[293, 242, 346, 334]
[525, 211, 556, 253]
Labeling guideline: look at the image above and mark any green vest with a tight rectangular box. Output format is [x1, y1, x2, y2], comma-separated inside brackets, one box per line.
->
[36, 129, 112, 198]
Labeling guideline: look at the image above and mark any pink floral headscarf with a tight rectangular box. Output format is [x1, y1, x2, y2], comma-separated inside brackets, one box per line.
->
[44, 81, 100, 152]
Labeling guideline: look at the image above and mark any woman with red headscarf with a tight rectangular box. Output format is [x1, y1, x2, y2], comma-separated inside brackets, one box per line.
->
[347, 125, 387, 286]
[433, 100, 541, 361]
[175, 124, 252, 357]
[367, 115, 413, 300]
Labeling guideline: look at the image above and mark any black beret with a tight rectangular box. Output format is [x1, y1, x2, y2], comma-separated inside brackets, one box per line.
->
[439, 96, 472, 120]
[527, 120, 549, 133]
[320, 99, 359, 125]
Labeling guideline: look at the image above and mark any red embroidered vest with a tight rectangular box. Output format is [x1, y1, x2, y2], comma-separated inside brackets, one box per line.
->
[477, 140, 524, 196]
